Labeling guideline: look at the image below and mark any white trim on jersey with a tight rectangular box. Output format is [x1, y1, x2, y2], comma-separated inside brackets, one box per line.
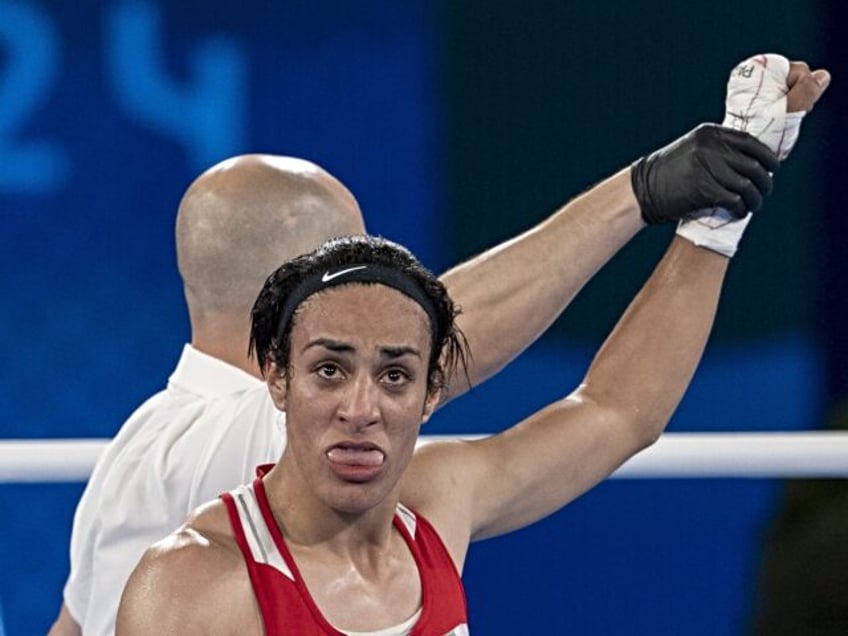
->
[395, 502, 417, 538]
[231, 483, 294, 581]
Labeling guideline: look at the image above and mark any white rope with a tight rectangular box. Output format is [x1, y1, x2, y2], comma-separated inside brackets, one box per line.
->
[0, 439, 108, 483]
[0, 433, 846, 483]
[613, 432, 848, 478]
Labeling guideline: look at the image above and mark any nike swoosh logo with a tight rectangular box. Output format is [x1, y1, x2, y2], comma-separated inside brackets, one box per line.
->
[321, 265, 367, 283]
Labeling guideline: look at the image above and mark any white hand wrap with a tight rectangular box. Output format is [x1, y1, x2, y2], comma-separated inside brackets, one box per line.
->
[677, 54, 803, 257]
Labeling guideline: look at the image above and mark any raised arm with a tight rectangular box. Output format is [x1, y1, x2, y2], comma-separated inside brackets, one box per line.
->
[407, 56, 829, 567]
[436, 55, 829, 405]
[462, 235, 727, 540]
[436, 92, 784, 404]
[438, 169, 643, 402]
[409, 233, 728, 559]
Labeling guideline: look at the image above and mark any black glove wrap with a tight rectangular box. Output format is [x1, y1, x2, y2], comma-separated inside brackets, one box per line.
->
[631, 123, 779, 225]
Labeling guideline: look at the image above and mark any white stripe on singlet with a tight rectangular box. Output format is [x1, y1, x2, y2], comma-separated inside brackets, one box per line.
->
[231, 483, 294, 581]
[395, 502, 417, 538]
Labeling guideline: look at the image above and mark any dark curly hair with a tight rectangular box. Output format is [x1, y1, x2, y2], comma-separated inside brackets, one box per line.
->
[249, 235, 469, 395]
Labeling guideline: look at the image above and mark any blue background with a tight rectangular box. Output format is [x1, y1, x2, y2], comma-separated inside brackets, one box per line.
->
[1, 1, 845, 634]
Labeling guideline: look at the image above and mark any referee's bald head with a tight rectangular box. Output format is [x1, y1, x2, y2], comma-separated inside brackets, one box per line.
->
[176, 154, 366, 318]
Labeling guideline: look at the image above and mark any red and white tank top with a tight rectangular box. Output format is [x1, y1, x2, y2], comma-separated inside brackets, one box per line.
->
[221, 466, 469, 635]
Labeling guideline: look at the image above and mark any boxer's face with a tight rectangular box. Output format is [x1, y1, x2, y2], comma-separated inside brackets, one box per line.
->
[268, 283, 437, 514]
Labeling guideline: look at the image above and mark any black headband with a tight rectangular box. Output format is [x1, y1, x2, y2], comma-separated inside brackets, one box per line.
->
[275, 264, 440, 343]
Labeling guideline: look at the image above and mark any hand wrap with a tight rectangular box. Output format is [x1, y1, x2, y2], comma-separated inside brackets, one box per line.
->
[676, 54, 801, 257]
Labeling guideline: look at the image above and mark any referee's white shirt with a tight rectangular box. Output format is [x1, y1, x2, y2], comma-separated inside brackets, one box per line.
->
[63, 345, 286, 636]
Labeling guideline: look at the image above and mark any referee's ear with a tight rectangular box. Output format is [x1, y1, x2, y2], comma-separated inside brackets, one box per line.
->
[266, 362, 288, 413]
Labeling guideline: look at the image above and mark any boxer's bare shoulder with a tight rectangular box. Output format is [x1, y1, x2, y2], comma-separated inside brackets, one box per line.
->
[116, 499, 261, 635]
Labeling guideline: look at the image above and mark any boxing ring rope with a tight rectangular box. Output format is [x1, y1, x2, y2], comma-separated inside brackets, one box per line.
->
[1, 432, 847, 483]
